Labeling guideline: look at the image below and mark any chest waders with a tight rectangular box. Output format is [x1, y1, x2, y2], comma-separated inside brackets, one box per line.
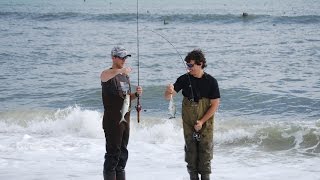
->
[102, 74, 131, 180]
[182, 97, 214, 180]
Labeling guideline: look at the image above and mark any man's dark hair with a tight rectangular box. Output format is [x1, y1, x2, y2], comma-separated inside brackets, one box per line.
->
[184, 49, 207, 69]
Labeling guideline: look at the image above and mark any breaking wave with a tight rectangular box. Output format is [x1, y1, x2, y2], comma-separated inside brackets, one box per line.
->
[0, 106, 319, 154]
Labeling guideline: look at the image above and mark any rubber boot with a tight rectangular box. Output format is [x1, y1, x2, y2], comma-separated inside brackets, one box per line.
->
[201, 174, 210, 180]
[189, 172, 199, 180]
[116, 170, 126, 180]
[103, 171, 116, 180]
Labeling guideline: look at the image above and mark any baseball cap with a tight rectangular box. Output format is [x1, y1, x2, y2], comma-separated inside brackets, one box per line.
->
[111, 46, 131, 58]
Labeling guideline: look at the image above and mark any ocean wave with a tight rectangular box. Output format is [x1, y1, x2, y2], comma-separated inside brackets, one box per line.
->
[1, 11, 320, 24]
[0, 106, 103, 138]
[215, 119, 320, 154]
[0, 106, 319, 154]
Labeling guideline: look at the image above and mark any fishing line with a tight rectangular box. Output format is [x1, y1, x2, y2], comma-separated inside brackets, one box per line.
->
[136, 0, 140, 87]
[141, 27, 195, 101]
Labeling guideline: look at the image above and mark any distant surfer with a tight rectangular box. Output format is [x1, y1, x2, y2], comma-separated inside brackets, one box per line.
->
[164, 49, 220, 180]
[242, 12, 249, 17]
[100, 46, 143, 180]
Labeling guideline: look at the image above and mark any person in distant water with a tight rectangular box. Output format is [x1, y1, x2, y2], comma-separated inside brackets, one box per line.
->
[101, 46, 143, 180]
[242, 12, 249, 17]
[164, 49, 220, 180]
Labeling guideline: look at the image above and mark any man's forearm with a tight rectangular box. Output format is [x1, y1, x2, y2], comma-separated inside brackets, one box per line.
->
[199, 99, 220, 123]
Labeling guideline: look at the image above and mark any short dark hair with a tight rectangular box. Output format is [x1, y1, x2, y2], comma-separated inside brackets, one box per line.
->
[184, 49, 207, 69]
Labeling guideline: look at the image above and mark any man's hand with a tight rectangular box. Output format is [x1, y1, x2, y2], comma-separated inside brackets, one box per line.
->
[194, 120, 203, 132]
[136, 86, 143, 96]
[166, 84, 174, 94]
[121, 67, 132, 75]
[164, 84, 175, 100]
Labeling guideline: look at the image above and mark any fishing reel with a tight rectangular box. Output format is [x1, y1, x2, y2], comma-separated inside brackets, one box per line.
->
[193, 131, 201, 142]
[135, 93, 142, 123]
[135, 104, 142, 112]
[135, 92, 142, 112]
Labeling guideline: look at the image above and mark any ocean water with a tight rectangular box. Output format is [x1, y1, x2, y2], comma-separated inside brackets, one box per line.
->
[1, 0, 320, 179]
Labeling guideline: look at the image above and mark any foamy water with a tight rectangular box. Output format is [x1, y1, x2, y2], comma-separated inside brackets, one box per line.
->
[0, 107, 319, 179]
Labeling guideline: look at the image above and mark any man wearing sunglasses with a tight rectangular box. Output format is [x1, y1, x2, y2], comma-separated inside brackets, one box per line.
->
[100, 46, 143, 180]
[164, 49, 220, 180]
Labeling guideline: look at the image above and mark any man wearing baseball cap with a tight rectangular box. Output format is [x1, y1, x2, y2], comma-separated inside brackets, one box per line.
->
[100, 46, 143, 180]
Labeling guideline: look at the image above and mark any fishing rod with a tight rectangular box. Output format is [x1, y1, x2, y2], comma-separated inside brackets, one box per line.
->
[143, 28, 195, 102]
[135, 0, 142, 123]
[146, 29, 200, 139]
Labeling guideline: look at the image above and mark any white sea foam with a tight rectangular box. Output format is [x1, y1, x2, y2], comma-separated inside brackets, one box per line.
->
[0, 107, 319, 179]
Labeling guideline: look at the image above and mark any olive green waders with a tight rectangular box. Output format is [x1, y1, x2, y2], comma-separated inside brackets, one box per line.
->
[182, 97, 214, 180]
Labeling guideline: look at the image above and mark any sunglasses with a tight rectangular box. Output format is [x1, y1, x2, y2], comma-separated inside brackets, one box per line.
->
[186, 63, 195, 68]
[115, 56, 128, 60]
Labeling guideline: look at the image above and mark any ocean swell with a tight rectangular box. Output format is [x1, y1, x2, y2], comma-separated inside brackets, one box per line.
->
[2, 11, 320, 24]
